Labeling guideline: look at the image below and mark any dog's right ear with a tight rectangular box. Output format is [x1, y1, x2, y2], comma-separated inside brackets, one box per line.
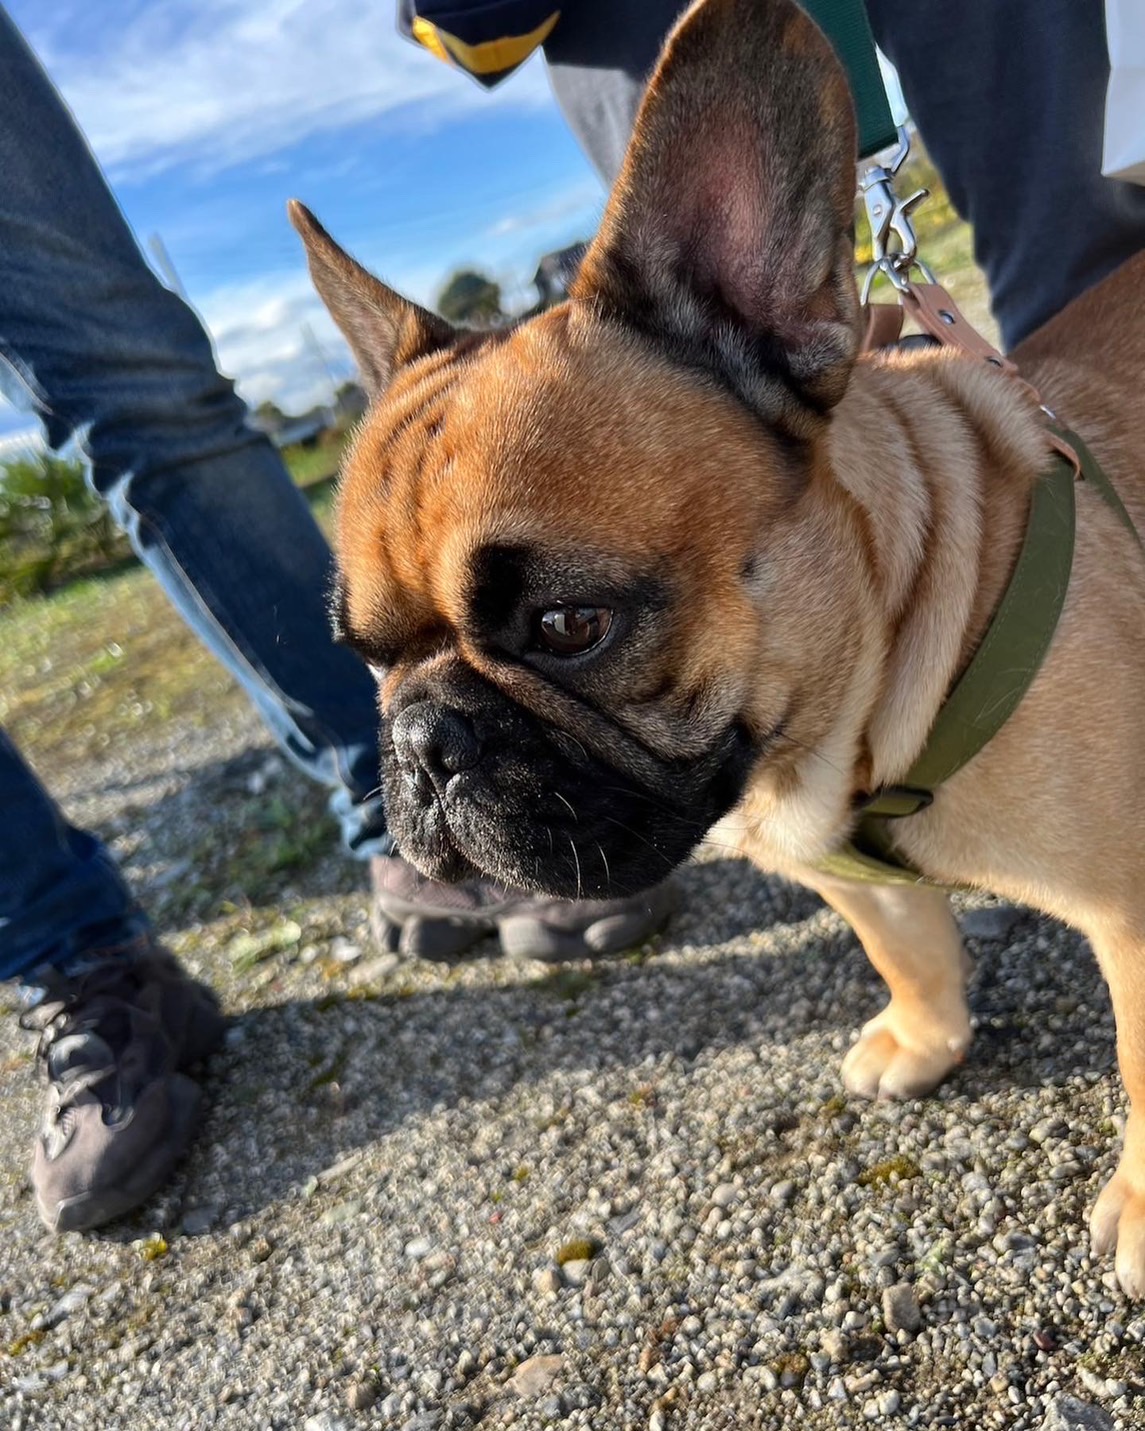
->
[573, 0, 861, 438]
[288, 200, 455, 398]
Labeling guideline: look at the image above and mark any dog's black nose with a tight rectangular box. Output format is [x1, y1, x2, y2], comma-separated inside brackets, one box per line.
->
[393, 703, 482, 782]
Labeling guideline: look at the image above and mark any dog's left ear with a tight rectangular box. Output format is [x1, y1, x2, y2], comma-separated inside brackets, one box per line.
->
[574, 0, 861, 436]
[288, 200, 455, 397]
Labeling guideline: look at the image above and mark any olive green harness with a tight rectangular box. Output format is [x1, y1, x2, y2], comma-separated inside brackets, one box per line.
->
[818, 424, 1144, 887]
[788, 3, 1144, 885]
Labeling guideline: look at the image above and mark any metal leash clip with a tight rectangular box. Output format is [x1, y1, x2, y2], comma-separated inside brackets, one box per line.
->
[859, 126, 935, 303]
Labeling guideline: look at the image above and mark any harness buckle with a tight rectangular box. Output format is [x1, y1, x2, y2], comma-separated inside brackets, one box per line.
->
[854, 785, 934, 820]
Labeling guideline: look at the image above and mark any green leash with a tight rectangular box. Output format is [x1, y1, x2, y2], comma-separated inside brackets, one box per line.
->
[802, 0, 898, 158]
[817, 427, 1139, 886]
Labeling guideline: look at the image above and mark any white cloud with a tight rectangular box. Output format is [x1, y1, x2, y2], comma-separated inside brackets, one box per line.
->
[191, 240, 464, 415]
[196, 269, 354, 413]
[0, 425, 42, 458]
[189, 176, 603, 416]
[26, 0, 555, 182]
[484, 181, 601, 241]
[0, 172, 603, 440]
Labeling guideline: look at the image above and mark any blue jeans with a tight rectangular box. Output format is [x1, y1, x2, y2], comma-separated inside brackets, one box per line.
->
[0, 8, 389, 980]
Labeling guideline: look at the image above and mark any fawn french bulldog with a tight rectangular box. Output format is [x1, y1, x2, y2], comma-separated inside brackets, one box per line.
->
[291, 0, 1145, 1293]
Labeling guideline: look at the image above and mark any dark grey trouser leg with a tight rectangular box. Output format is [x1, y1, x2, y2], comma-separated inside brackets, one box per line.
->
[543, 0, 687, 187]
[543, 0, 1145, 348]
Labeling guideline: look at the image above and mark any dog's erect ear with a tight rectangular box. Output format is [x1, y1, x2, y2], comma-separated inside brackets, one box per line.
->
[573, 0, 861, 435]
[288, 200, 455, 398]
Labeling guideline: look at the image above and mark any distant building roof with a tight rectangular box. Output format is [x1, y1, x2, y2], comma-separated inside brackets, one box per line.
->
[533, 242, 588, 306]
[251, 406, 334, 449]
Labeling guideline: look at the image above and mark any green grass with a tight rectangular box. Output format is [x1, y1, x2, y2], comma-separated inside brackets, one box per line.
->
[0, 433, 348, 609]
[0, 564, 240, 769]
[0, 482, 337, 775]
[281, 432, 349, 489]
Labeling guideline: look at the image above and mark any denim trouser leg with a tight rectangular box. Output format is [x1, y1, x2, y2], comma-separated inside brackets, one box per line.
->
[0, 732, 150, 981]
[0, 10, 389, 976]
[542, 0, 1145, 350]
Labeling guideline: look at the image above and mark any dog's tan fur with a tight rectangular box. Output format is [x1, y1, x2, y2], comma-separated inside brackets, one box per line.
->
[292, 0, 1145, 1293]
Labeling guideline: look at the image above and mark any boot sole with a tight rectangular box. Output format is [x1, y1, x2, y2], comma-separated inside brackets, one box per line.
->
[374, 881, 679, 964]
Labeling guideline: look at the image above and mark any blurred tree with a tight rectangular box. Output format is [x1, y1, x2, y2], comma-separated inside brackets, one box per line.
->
[0, 451, 123, 598]
[436, 270, 503, 326]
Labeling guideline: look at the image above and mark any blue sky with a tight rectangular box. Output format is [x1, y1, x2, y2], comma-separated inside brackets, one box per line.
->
[0, 0, 608, 446]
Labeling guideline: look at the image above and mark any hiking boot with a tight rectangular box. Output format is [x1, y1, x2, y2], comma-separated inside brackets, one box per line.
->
[370, 854, 678, 962]
[21, 936, 226, 1233]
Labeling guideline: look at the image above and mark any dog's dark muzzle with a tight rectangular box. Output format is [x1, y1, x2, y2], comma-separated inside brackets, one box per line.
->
[382, 671, 758, 898]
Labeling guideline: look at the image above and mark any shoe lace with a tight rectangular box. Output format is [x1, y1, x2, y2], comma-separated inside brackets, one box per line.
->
[19, 961, 144, 1115]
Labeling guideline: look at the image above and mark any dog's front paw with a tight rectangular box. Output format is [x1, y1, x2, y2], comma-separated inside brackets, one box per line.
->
[1091, 1168, 1145, 1297]
[842, 1005, 970, 1101]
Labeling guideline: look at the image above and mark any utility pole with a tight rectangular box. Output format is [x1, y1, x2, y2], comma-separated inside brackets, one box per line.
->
[301, 322, 341, 407]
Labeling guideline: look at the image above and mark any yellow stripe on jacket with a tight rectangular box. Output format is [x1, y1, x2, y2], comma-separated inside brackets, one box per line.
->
[410, 12, 560, 77]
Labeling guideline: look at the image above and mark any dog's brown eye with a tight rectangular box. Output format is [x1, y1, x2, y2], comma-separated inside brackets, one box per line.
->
[537, 606, 613, 655]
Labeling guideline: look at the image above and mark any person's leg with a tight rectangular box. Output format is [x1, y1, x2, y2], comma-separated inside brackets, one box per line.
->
[0, 729, 225, 1231]
[543, 0, 1145, 352]
[865, 0, 1145, 349]
[0, 729, 147, 980]
[0, 4, 387, 860]
[0, 7, 382, 1233]
[543, 0, 685, 187]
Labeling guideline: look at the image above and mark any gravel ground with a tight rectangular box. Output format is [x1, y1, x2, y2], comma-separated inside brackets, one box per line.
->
[0, 699, 1141, 1430]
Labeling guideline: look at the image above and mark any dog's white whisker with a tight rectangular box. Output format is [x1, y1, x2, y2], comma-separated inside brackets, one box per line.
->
[567, 836, 583, 900]
[554, 791, 579, 821]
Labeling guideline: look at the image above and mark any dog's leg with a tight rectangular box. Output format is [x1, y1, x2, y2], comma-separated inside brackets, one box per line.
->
[1087, 925, 1145, 1297]
[805, 876, 973, 1099]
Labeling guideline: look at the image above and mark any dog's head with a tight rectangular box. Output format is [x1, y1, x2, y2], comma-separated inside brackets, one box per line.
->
[291, 0, 868, 896]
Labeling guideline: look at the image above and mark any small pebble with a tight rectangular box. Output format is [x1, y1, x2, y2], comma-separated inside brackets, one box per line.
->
[1040, 1396, 1116, 1431]
[346, 1380, 377, 1412]
[882, 1283, 921, 1336]
[533, 1266, 563, 1295]
[349, 952, 401, 986]
[961, 905, 1023, 940]
[511, 1354, 563, 1398]
[180, 1206, 217, 1236]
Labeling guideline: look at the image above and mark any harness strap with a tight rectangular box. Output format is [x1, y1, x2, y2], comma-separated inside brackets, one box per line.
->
[818, 440, 1079, 886]
[823, 426, 1141, 885]
[1069, 427, 1145, 553]
[890, 442, 1077, 800]
[821, 281, 1142, 885]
